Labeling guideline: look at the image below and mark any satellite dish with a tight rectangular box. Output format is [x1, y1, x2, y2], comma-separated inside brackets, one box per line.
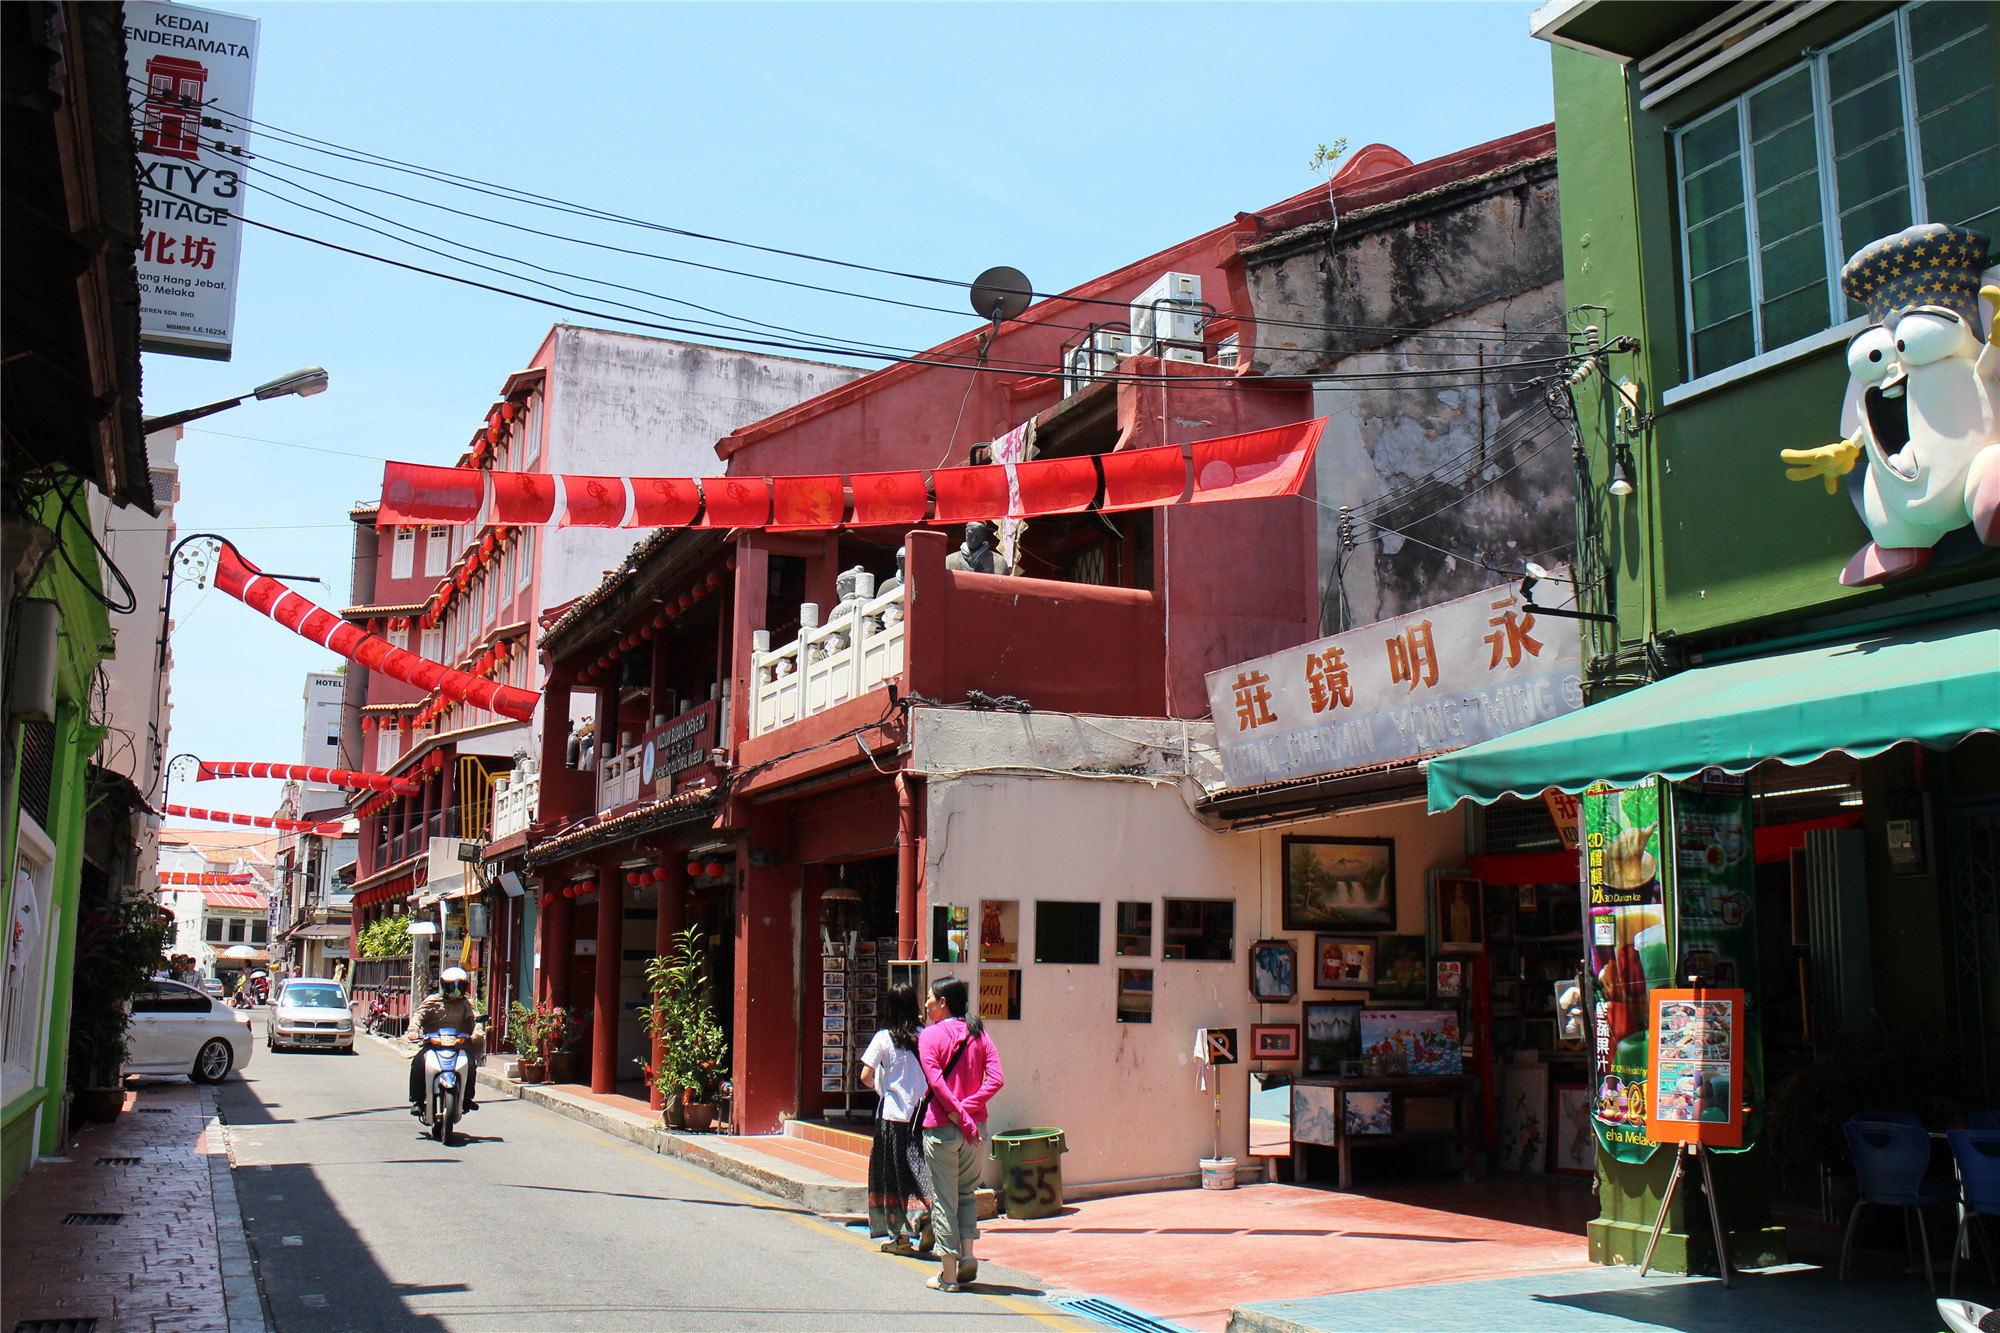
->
[969, 266, 1033, 323]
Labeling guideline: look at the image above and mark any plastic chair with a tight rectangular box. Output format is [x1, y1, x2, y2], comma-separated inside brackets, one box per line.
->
[1842, 1120, 1957, 1291]
[1968, 1111, 2000, 1132]
[1938, 1298, 1992, 1333]
[1946, 1129, 2000, 1295]
[1850, 1110, 1925, 1126]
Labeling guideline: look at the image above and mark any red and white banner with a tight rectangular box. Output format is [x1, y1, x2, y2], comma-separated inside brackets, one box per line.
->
[374, 419, 1326, 530]
[166, 804, 346, 837]
[196, 761, 418, 795]
[210, 543, 538, 723]
[157, 872, 255, 886]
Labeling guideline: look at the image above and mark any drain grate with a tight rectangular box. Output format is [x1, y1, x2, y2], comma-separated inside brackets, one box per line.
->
[1052, 1297, 1194, 1333]
[133, 1107, 171, 1114]
[96, 1157, 142, 1166]
[16, 1319, 100, 1333]
[61, 1213, 124, 1227]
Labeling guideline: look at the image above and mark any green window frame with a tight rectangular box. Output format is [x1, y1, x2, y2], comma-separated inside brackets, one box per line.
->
[1675, 2, 1997, 380]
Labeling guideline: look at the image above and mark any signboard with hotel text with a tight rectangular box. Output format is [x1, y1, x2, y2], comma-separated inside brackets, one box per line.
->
[124, 2, 259, 360]
[1203, 574, 1583, 790]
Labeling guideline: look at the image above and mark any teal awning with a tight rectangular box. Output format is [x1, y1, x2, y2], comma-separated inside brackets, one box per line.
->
[1427, 613, 2000, 809]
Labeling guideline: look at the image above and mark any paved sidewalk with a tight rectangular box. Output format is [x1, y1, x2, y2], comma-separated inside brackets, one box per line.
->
[0, 1078, 265, 1333]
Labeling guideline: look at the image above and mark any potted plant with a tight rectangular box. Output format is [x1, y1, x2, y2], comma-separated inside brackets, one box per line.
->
[65, 888, 169, 1128]
[544, 1007, 585, 1085]
[507, 999, 561, 1083]
[643, 924, 729, 1132]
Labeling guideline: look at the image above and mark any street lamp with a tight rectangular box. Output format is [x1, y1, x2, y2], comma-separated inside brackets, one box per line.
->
[142, 366, 330, 433]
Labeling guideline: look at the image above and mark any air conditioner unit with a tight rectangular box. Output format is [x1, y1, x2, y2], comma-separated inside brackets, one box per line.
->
[1161, 345, 1205, 366]
[1063, 329, 1132, 396]
[1130, 272, 1203, 345]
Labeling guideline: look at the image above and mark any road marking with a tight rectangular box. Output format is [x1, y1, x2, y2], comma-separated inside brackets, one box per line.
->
[301, 1294, 327, 1307]
[282, 1236, 303, 1246]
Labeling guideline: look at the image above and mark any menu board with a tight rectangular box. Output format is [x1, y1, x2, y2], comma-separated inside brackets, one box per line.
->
[1645, 988, 1745, 1148]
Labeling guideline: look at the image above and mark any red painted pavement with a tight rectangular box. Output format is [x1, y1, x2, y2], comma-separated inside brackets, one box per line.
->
[976, 1177, 1595, 1332]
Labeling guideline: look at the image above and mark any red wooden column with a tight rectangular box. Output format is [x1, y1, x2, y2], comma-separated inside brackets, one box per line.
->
[732, 808, 798, 1134]
[591, 865, 622, 1093]
[541, 885, 573, 1009]
[895, 772, 920, 960]
[648, 860, 687, 1111]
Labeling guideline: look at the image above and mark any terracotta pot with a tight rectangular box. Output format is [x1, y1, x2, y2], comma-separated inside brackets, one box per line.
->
[84, 1087, 125, 1123]
[685, 1103, 715, 1132]
[516, 1060, 546, 1084]
[547, 1051, 579, 1084]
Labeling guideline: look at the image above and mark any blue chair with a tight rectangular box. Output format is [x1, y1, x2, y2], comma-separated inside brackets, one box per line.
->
[1968, 1111, 2000, 1132]
[1946, 1129, 2000, 1295]
[1851, 1110, 1925, 1126]
[1842, 1120, 1957, 1290]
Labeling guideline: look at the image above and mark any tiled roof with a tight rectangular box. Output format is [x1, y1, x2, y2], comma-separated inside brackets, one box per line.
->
[523, 785, 720, 868]
[341, 602, 428, 619]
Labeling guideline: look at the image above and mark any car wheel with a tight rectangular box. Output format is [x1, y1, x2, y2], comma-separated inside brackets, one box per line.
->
[192, 1038, 235, 1084]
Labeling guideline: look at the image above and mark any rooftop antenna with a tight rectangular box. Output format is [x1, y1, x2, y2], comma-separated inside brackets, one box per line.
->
[968, 265, 1033, 364]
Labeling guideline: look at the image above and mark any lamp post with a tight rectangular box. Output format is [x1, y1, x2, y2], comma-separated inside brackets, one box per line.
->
[142, 366, 329, 434]
[153, 532, 321, 689]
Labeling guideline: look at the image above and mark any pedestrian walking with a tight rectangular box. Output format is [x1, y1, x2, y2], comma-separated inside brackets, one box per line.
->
[917, 976, 1004, 1293]
[859, 983, 932, 1255]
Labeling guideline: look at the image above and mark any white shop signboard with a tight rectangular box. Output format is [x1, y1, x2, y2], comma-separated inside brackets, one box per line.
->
[1204, 573, 1584, 790]
[123, 2, 259, 360]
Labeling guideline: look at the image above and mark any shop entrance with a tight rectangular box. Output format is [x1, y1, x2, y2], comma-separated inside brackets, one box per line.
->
[800, 854, 898, 1124]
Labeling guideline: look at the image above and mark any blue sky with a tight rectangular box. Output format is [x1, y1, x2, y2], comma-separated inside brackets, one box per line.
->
[148, 1, 1556, 817]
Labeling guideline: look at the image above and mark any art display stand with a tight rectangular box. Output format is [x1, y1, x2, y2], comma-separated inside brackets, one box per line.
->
[1638, 1141, 1733, 1287]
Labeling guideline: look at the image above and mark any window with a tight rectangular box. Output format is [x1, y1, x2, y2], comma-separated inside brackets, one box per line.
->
[1675, 3, 1996, 378]
[1033, 901, 1100, 965]
[226, 918, 246, 943]
[2, 837, 55, 1086]
[205, 917, 224, 943]
[1162, 898, 1234, 961]
[517, 526, 534, 593]
[390, 527, 415, 580]
[1116, 968, 1153, 1023]
[501, 546, 515, 610]
[483, 570, 496, 625]
[425, 526, 450, 578]
[931, 904, 969, 962]
[379, 725, 401, 767]
[250, 921, 268, 944]
[520, 397, 540, 465]
[1116, 901, 1153, 957]
[422, 626, 443, 661]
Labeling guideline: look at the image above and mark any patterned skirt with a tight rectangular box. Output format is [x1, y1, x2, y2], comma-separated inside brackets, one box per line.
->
[866, 1115, 931, 1240]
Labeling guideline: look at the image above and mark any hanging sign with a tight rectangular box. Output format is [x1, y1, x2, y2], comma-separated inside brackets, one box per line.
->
[1584, 782, 1669, 1163]
[1646, 987, 1746, 1148]
[1205, 572, 1583, 789]
[123, 2, 259, 361]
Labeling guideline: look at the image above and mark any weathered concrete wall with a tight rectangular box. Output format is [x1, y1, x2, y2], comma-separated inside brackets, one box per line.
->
[1242, 160, 1572, 632]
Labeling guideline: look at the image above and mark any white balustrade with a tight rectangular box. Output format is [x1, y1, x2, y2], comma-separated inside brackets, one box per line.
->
[490, 770, 540, 841]
[749, 580, 904, 737]
[596, 743, 645, 813]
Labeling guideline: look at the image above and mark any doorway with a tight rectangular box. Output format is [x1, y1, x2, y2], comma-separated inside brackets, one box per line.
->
[800, 855, 898, 1124]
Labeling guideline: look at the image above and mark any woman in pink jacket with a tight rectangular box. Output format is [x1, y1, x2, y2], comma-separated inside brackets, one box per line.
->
[918, 975, 1004, 1292]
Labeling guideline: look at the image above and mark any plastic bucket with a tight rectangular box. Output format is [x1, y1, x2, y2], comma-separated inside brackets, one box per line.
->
[991, 1127, 1068, 1219]
[1200, 1156, 1238, 1189]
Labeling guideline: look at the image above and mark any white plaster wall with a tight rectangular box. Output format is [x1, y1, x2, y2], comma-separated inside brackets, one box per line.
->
[912, 707, 1470, 1188]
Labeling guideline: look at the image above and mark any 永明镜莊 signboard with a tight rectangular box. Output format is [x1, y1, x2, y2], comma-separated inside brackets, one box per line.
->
[124, 2, 259, 361]
[1203, 574, 1584, 790]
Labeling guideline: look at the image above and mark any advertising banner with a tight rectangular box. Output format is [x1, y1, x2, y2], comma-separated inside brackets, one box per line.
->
[123, 3, 259, 360]
[1670, 780, 1765, 1150]
[1204, 574, 1582, 790]
[1646, 987, 1747, 1148]
[1584, 782, 1668, 1163]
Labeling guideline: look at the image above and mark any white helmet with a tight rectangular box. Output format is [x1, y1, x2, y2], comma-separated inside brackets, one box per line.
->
[440, 966, 470, 997]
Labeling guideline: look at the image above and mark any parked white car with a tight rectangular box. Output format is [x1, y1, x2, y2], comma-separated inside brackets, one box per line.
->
[266, 979, 355, 1053]
[128, 980, 254, 1083]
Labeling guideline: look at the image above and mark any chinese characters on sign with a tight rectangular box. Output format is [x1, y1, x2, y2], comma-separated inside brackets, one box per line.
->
[1203, 573, 1583, 789]
[123, 3, 259, 360]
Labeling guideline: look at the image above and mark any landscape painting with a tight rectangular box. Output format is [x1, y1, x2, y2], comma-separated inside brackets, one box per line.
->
[1283, 837, 1396, 932]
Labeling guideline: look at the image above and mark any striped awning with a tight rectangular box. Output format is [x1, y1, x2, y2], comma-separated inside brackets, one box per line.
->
[202, 886, 267, 911]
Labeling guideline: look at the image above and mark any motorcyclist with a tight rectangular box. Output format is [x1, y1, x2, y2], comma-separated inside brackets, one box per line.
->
[407, 966, 484, 1114]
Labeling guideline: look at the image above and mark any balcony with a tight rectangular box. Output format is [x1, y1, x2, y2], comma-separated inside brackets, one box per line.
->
[491, 768, 540, 841]
[749, 574, 905, 737]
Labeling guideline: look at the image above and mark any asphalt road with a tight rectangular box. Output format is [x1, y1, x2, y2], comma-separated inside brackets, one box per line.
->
[214, 1021, 1085, 1332]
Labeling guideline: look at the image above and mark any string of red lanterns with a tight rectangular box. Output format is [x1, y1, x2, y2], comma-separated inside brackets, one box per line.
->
[196, 761, 419, 795]
[576, 555, 735, 685]
[165, 804, 346, 837]
[537, 858, 734, 908]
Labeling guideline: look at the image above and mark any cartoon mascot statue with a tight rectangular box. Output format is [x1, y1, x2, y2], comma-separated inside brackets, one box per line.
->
[1781, 223, 2000, 585]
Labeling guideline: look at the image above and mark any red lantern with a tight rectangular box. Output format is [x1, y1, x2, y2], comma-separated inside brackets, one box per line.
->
[639, 625, 656, 640]
[687, 861, 702, 877]
[608, 647, 622, 662]
[500, 402, 518, 422]
[725, 553, 737, 570]
[362, 717, 376, 732]
[678, 594, 693, 611]
[706, 571, 723, 588]
[704, 861, 725, 878]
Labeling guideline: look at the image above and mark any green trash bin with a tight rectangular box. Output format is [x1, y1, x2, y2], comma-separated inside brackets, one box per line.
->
[990, 1127, 1067, 1220]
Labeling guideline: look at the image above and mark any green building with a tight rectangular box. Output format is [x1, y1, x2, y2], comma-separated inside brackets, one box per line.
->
[1428, 0, 1999, 1276]
[2, 2, 154, 1194]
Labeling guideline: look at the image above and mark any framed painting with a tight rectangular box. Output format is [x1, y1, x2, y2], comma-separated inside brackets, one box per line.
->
[1373, 935, 1429, 1003]
[1314, 935, 1375, 990]
[1250, 1023, 1301, 1061]
[1249, 939, 1299, 1003]
[1302, 1001, 1361, 1074]
[1496, 1062, 1549, 1173]
[1282, 836, 1396, 932]
[1552, 1082, 1594, 1177]
[1432, 872, 1486, 954]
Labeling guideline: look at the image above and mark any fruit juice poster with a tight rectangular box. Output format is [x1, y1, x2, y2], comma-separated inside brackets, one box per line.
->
[1646, 989, 1745, 1147]
[1584, 782, 1668, 1162]
[1671, 782, 1765, 1150]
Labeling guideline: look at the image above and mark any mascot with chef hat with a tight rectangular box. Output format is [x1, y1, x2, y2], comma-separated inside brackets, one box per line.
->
[1781, 223, 2000, 586]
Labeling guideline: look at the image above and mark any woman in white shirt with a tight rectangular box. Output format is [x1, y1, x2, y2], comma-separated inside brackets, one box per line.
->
[860, 983, 932, 1255]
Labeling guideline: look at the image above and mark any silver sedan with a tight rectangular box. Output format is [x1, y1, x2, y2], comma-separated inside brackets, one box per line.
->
[265, 979, 356, 1053]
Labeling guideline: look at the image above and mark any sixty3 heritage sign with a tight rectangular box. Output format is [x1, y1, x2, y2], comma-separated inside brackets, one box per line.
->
[123, 2, 259, 360]
[1204, 574, 1584, 790]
